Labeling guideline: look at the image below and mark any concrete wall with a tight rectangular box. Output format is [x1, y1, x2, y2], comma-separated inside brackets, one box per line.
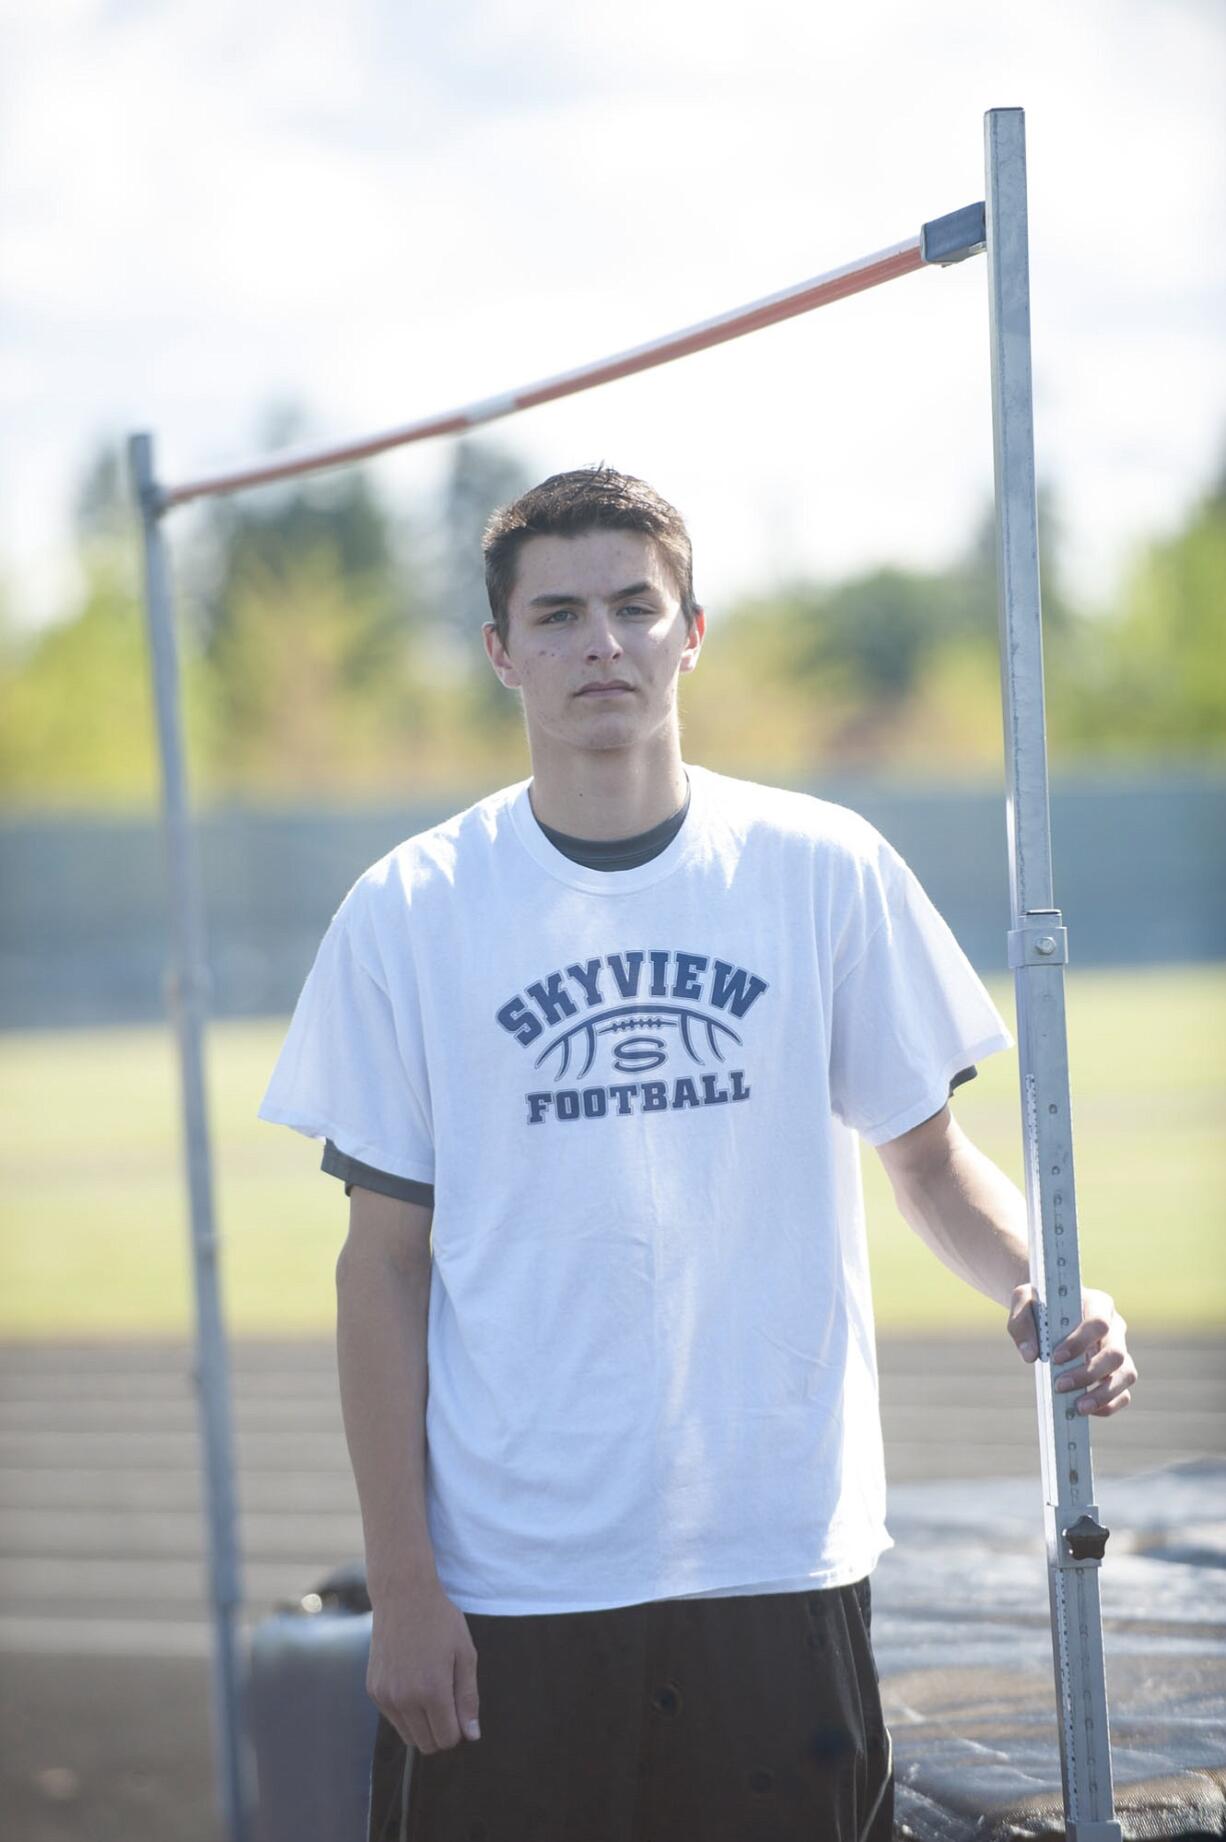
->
[2, 773, 1223, 1030]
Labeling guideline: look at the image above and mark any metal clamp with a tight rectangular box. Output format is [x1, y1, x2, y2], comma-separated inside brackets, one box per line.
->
[1008, 911, 1069, 968]
[1063, 1510, 1111, 1565]
[920, 201, 986, 265]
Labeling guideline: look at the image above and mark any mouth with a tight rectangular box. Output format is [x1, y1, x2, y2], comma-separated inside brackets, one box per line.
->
[576, 681, 634, 697]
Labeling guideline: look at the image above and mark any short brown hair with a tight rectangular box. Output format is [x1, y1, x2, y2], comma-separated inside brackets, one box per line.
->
[482, 466, 699, 645]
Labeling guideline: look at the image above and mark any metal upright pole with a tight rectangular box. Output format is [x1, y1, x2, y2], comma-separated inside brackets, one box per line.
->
[128, 433, 253, 1842]
[983, 110, 1121, 1841]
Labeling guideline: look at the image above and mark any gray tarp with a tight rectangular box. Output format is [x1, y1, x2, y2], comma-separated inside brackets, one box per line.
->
[875, 1460, 1226, 1839]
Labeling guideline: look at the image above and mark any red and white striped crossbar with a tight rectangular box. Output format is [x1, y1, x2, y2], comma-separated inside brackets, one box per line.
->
[159, 211, 981, 511]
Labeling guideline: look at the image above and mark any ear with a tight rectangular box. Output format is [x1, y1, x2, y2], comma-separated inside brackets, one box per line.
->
[483, 621, 522, 690]
[678, 607, 706, 676]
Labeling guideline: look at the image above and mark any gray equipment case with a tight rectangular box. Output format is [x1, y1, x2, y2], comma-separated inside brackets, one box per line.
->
[246, 1560, 379, 1842]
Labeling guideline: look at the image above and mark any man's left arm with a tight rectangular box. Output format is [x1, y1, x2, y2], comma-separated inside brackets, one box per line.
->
[875, 1103, 1138, 1415]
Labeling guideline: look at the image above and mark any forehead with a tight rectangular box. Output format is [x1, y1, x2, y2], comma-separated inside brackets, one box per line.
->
[508, 529, 675, 608]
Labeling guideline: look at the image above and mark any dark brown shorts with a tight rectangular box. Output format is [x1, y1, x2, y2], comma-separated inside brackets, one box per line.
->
[367, 1576, 892, 1842]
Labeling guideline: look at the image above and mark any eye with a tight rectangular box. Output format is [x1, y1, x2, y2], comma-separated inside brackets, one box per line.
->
[619, 604, 654, 617]
[540, 608, 575, 623]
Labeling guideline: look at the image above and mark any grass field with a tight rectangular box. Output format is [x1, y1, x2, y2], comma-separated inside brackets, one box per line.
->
[1, 965, 1223, 1337]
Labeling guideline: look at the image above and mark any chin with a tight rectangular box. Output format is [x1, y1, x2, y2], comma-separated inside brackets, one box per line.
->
[568, 707, 642, 742]
[571, 726, 640, 753]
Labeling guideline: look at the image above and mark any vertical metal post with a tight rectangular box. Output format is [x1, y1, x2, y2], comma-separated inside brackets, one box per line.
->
[128, 433, 253, 1842]
[983, 111, 1121, 1841]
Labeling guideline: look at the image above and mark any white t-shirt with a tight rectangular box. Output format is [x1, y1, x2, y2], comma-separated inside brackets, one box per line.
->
[259, 764, 1012, 1615]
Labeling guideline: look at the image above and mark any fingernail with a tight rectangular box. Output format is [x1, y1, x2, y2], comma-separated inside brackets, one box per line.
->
[465, 1721, 481, 1740]
[1077, 1397, 1094, 1414]
[1020, 1340, 1037, 1361]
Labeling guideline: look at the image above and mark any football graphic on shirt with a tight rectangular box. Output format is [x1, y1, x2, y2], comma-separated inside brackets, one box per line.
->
[535, 1003, 743, 1083]
[495, 950, 769, 1123]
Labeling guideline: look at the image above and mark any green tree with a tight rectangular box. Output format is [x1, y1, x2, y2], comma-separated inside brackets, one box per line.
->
[0, 552, 214, 807]
[1051, 453, 1226, 761]
[432, 437, 535, 727]
[687, 480, 1076, 778]
[955, 483, 1077, 644]
[440, 438, 532, 637]
[172, 400, 444, 796]
[188, 402, 399, 658]
[200, 544, 433, 799]
[0, 438, 183, 806]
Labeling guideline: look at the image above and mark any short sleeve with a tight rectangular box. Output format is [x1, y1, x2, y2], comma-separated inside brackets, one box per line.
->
[258, 899, 435, 1185]
[321, 1138, 435, 1206]
[828, 841, 1012, 1146]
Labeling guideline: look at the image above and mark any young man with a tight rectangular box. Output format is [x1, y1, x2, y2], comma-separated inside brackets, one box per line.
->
[259, 467, 1136, 1842]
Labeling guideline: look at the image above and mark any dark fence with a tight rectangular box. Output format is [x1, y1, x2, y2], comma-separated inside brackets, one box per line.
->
[2, 773, 1223, 1030]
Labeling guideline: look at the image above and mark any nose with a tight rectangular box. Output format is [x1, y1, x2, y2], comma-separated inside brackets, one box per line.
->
[585, 613, 623, 663]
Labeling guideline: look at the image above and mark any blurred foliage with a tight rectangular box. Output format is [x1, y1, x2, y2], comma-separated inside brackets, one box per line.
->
[1, 420, 1222, 810]
[0, 554, 159, 804]
[683, 484, 1080, 778]
[436, 436, 536, 735]
[190, 404, 396, 656]
[440, 437, 533, 641]
[1046, 460, 1226, 761]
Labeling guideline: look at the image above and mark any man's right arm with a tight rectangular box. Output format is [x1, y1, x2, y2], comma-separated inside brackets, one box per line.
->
[336, 1187, 481, 1754]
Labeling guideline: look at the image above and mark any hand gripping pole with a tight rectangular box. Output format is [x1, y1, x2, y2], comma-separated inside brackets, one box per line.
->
[984, 107, 1121, 1842]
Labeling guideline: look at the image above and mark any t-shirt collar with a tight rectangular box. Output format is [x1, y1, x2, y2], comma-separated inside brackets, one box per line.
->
[509, 765, 709, 893]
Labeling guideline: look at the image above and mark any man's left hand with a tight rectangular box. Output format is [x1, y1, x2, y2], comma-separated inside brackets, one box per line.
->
[1007, 1284, 1138, 1416]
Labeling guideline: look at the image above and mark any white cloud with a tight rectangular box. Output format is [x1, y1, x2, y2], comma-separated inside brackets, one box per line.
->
[1, 0, 1223, 630]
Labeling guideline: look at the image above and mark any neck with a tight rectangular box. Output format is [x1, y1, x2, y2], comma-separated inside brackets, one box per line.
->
[527, 732, 688, 840]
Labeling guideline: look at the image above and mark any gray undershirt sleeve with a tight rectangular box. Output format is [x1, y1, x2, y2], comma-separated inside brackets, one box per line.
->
[320, 1138, 434, 1207]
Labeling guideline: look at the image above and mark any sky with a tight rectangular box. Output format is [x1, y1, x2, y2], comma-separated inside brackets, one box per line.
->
[2, 0, 1224, 633]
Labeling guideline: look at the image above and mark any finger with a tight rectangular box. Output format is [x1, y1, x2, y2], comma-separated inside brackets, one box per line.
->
[1007, 1284, 1040, 1361]
[1081, 1385, 1132, 1418]
[403, 1721, 431, 1754]
[455, 1644, 481, 1743]
[368, 1679, 420, 1754]
[397, 1701, 434, 1755]
[1080, 1357, 1138, 1415]
[1054, 1345, 1124, 1394]
[383, 1700, 429, 1754]
[427, 1689, 460, 1753]
[1059, 1354, 1137, 1414]
[1051, 1311, 1112, 1366]
[402, 1685, 448, 1754]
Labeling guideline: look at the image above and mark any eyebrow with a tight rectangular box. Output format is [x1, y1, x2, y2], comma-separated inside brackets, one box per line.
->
[526, 581, 659, 608]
